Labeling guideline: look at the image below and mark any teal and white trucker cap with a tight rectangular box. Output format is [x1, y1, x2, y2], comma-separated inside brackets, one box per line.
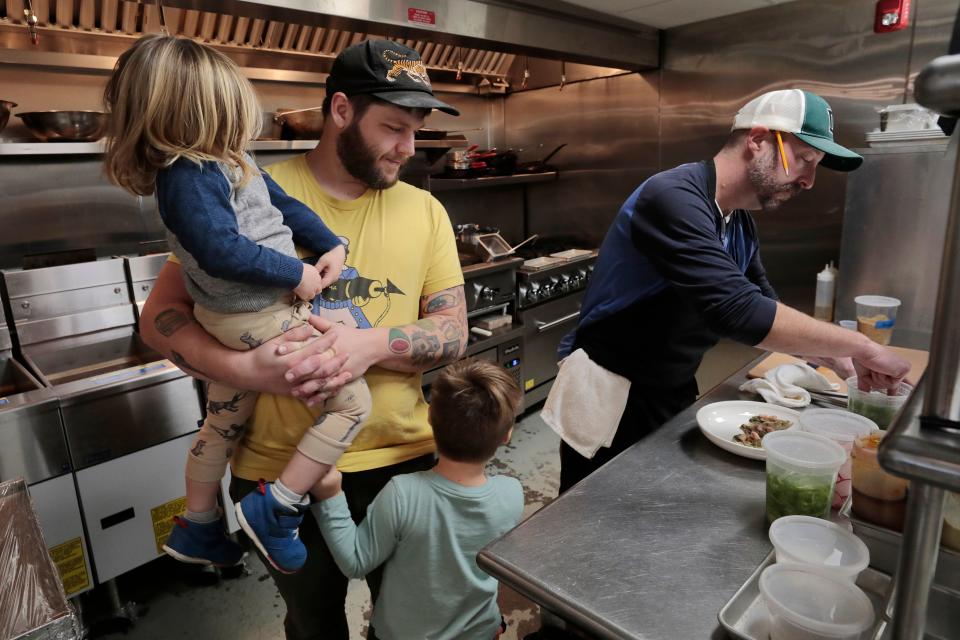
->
[732, 89, 863, 172]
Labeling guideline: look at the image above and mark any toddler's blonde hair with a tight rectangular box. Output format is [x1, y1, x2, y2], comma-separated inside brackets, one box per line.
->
[104, 34, 261, 196]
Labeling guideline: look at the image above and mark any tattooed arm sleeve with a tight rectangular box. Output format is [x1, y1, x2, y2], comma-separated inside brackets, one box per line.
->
[378, 285, 468, 372]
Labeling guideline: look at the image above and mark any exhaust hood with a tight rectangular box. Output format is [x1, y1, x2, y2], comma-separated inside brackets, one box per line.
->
[0, 0, 657, 87]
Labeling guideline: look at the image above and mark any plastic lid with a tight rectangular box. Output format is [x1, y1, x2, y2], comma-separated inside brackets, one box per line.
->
[768, 516, 870, 579]
[854, 295, 901, 308]
[799, 409, 879, 443]
[762, 430, 847, 471]
[845, 375, 913, 397]
[760, 564, 875, 635]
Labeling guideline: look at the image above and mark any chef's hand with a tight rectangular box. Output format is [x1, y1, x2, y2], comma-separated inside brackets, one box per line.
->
[269, 322, 352, 406]
[310, 467, 343, 502]
[852, 346, 911, 394]
[804, 356, 855, 380]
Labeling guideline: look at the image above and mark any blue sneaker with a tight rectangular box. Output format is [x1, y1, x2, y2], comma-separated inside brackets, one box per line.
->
[235, 480, 307, 574]
[162, 516, 245, 567]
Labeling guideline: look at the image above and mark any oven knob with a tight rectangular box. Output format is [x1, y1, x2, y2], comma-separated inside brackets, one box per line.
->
[559, 273, 572, 292]
[528, 283, 541, 302]
[480, 286, 498, 301]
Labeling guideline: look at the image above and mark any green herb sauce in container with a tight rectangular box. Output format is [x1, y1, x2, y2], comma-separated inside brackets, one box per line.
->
[762, 431, 847, 524]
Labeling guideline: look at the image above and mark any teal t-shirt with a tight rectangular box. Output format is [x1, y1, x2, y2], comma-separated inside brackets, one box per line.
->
[312, 470, 524, 640]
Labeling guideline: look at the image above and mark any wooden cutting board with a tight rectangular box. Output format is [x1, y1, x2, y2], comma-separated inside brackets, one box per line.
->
[747, 347, 929, 393]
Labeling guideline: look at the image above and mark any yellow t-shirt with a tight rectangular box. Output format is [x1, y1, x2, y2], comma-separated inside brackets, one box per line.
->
[220, 155, 462, 476]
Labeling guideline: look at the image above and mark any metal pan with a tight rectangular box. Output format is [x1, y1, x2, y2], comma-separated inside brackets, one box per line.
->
[515, 143, 567, 174]
[17, 110, 108, 142]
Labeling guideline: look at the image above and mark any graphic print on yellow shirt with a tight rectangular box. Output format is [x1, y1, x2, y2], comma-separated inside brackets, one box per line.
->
[308, 235, 406, 330]
[231, 154, 463, 478]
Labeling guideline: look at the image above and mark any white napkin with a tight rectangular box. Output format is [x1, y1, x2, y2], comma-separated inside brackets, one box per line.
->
[540, 349, 631, 459]
[739, 362, 840, 408]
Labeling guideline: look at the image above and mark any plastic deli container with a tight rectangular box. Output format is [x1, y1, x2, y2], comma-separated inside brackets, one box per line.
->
[760, 563, 875, 640]
[845, 376, 913, 428]
[851, 432, 908, 531]
[763, 431, 847, 523]
[854, 295, 900, 345]
[768, 516, 870, 582]
[799, 410, 879, 509]
[837, 320, 857, 331]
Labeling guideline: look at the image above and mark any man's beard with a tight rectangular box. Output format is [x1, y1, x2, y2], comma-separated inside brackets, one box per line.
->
[336, 120, 403, 189]
[747, 149, 800, 211]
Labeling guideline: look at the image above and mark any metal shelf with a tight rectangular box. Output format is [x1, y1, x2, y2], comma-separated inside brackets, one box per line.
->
[0, 138, 471, 156]
[428, 171, 558, 191]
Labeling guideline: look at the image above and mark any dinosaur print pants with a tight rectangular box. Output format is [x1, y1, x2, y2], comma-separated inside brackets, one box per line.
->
[185, 299, 371, 483]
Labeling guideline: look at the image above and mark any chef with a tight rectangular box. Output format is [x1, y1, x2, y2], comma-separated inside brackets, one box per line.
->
[554, 89, 910, 492]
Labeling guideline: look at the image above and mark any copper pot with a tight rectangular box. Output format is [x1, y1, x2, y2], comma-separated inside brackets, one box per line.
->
[0, 100, 18, 136]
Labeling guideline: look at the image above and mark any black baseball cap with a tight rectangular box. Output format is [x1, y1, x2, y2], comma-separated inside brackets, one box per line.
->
[326, 40, 460, 116]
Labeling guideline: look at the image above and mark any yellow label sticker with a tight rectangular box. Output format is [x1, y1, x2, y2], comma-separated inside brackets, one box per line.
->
[524, 378, 535, 391]
[48, 537, 90, 596]
[150, 496, 187, 555]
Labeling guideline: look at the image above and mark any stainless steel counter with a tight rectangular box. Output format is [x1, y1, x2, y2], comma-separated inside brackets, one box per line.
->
[478, 354, 773, 640]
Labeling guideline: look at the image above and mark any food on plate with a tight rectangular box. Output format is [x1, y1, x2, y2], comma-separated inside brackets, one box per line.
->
[766, 470, 834, 522]
[733, 414, 793, 448]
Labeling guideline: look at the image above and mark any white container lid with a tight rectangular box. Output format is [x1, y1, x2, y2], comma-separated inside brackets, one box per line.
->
[799, 409, 879, 443]
[854, 295, 901, 308]
[762, 430, 847, 472]
[760, 563, 875, 637]
[768, 516, 870, 580]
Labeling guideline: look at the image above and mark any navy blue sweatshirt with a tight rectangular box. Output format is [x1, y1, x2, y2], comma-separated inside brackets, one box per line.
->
[560, 160, 778, 389]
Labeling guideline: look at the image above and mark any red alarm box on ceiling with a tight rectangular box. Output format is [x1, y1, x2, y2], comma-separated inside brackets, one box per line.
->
[875, 0, 911, 33]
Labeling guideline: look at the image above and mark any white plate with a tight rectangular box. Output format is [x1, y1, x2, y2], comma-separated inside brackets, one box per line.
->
[696, 401, 801, 461]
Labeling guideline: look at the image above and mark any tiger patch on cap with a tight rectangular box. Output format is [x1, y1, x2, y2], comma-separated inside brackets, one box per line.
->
[382, 50, 431, 87]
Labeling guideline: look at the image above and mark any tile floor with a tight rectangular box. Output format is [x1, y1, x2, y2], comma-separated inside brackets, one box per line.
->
[90, 340, 758, 640]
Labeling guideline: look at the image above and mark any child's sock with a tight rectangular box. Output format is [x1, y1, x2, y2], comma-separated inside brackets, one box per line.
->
[272, 478, 308, 510]
[185, 507, 220, 524]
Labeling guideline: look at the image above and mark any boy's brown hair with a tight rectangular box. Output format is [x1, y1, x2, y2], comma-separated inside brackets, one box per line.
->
[428, 359, 522, 463]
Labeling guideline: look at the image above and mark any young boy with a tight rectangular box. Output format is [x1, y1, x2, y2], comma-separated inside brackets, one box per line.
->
[310, 359, 524, 640]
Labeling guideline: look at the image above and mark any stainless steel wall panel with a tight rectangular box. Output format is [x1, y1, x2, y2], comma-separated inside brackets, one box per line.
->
[0, 157, 156, 269]
[835, 143, 956, 349]
[504, 72, 661, 248]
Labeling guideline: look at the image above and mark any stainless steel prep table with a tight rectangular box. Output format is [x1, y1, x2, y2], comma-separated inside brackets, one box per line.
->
[478, 355, 773, 640]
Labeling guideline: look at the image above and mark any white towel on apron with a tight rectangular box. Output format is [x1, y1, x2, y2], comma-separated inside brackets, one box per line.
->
[540, 348, 631, 459]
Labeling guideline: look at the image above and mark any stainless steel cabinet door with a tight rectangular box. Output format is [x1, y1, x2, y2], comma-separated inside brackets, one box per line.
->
[76, 434, 193, 583]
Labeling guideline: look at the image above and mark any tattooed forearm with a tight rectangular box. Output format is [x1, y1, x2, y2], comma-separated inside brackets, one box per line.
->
[410, 329, 441, 366]
[388, 327, 411, 354]
[382, 285, 468, 370]
[170, 350, 213, 381]
[425, 294, 456, 313]
[154, 308, 191, 337]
